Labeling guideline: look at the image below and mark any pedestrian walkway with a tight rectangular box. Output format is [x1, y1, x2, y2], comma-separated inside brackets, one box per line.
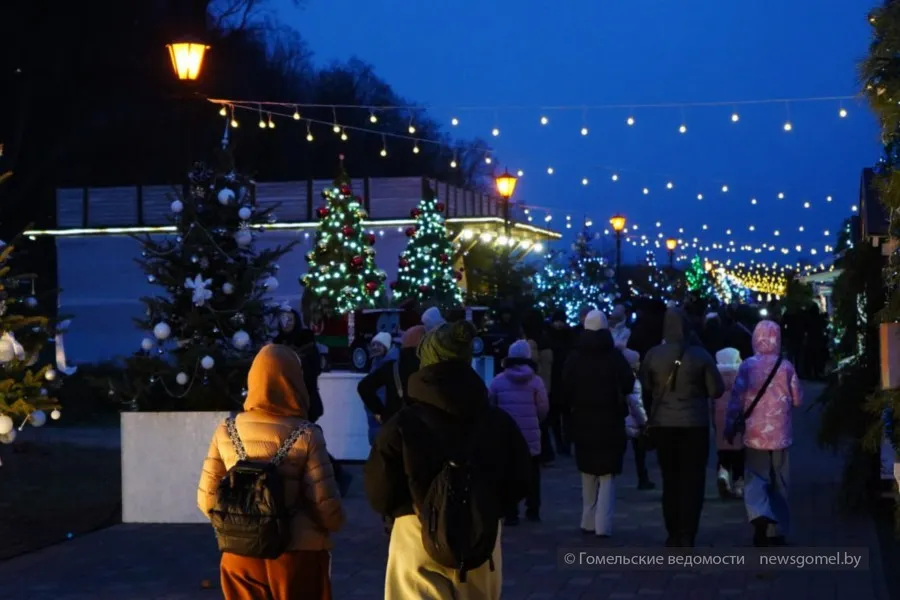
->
[0, 383, 890, 599]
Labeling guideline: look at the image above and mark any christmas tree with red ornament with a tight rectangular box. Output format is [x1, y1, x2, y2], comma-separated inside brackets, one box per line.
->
[301, 158, 386, 314]
[391, 185, 463, 309]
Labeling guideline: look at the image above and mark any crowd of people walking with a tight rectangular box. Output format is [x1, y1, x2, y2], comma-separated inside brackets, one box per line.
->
[193, 296, 807, 599]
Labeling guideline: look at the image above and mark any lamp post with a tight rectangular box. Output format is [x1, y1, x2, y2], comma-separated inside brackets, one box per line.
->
[666, 238, 678, 269]
[610, 214, 626, 277]
[495, 169, 518, 238]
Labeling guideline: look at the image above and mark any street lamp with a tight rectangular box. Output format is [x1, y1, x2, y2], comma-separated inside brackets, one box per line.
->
[495, 169, 518, 237]
[610, 214, 626, 276]
[167, 40, 209, 81]
[665, 238, 678, 269]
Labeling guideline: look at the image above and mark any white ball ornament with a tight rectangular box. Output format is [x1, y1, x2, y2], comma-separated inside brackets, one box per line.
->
[235, 230, 252, 248]
[0, 414, 13, 435]
[50, 409, 61, 421]
[30, 410, 47, 428]
[201, 355, 215, 370]
[44, 368, 57, 382]
[222, 282, 235, 295]
[170, 200, 184, 214]
[263, 276, 279, 291]
[238, 207, 252, 220]
[0, 339, 15, 363]
[25, 297, 38, 308]
[176, 372, 189, 385]
[232, 330, 250, 350]
[0, 429, 16, 444]
[153, 322, 171, 341]
[217, 188, 236, 205]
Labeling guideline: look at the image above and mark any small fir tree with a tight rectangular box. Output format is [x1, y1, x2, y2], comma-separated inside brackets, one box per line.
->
[115, 144, 296, 411]
[0, 237, 68, 442]
[567, 227, 619, 315]
[685, 255, 714, 299]
[301, 159, 386, 315]
[391, 187, 463, 309]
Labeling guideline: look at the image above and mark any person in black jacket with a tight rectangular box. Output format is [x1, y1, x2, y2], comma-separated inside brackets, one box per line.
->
[364, 321, 532, 597]
[722, 306, 754, 360]
[563, 310, 636, 538]
[639, 309, 725, 547]
[357, 326, 425, 423]
[545, 311, 573, 457]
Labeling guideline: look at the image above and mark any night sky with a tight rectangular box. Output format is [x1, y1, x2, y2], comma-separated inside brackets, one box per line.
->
[278, 0, 879, 268]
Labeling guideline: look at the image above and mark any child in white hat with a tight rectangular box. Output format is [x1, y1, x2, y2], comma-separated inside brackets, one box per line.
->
[713, 347, 744, 498]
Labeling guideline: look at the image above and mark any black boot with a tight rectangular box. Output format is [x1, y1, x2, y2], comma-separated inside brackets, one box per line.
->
[751, 517, 771, 547]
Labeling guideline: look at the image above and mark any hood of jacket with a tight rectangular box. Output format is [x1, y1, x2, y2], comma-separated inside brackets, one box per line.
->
[407, 360, 489, 419]
[663, 309, 693, 344]
[576, 329, 616, 355]
[502, 362, 536, 383]
[752, 320, 782, 356]
[244, 344, 309, 418]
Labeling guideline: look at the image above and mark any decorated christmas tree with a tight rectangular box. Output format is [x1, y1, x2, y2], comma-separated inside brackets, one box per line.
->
[391, 187, 463, 309]
[113, 141, 296, 411]
[301, 157, 386, 315]
[534, 227, 618, 323]
[0, 237, 71, 443]
[628, 250, 674, 302]
[685, 255, 714, 299]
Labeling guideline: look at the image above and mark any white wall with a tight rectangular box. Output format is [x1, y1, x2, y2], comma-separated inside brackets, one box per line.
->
[58, 228, 410, 364]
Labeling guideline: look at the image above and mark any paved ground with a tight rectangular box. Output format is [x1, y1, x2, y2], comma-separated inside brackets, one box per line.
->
[15, 425, 120, 449]
[0, 383, 891, 599]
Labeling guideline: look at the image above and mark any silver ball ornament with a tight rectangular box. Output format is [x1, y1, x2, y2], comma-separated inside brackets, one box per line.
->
[176, 372, 189, 385]
[51, 409, 61, 421]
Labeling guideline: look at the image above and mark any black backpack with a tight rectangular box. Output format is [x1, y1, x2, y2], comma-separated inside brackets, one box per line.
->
[209, 416, 309, 559]
[415, 409, 500, 582]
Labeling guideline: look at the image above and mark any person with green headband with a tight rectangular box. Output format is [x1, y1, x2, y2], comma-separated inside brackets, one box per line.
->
[364, 321, 532, 600]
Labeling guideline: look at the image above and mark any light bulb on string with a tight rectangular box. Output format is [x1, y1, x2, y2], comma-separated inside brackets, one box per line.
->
[697, 194, 703, 200]
[666, 182, 674, 190]
[611, 174, 618, 181]
[582, 178, 589, 186]
[258, 105, 266, 128]
[581, 127, 589, 136]
[783, 102, 793, 131]
[380, 135, 388, 157]
[626, 116, 635, 126]
[451, 117, 459, 126]
[721, 185, 728, 193]
[218, 105, 227, 117]
[293, 106, 301, 120]
[408, 117, 416, 134]
[679, 124, 687, 134]
[413, 143, 420, 154]
[643, 187, 649, 195]
[778, 192, 785, 199]
[839, 106, 848, 118]
[492, 127, 500, 137]
[306, 122, 314, 142]
[517, 169, 524, 177]
[547, 167, 554, 174]
[827, 195, 833, 202]
[369, 110, 378, 123]
[331, 107, 340, 133]
[450, 154, 458, 169]
[751, 198, 758, 205]
[230, 107, 239, 128]
[340, 128, 348, 141]
[267, 113, 275, 128]
[485, 155, 492, 165]
[803, 201, 810, 208]
[731, 111, 740, 122]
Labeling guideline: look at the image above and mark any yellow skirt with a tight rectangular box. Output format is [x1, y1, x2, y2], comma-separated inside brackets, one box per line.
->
[384, 515, 503, 600]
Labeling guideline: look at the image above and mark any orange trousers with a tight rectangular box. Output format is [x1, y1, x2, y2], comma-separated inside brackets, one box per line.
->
[220, 550, 332, 600]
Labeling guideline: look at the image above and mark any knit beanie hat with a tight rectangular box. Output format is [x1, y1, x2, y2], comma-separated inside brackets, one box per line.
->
[401, 325, 426, 349]
[371, 332, 393, 349]
[716, 347, 741, 367]
[417, 321, 475, 367]
[507, 339, 532, 360]
[421, 306, 446, 333]
[584, 309, 608, 331]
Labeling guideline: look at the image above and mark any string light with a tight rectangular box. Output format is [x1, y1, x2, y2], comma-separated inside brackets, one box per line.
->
[582, 178, 589, 185]
[666, 182, 674, 189]
[332, 107, 340, 133]
[485, 155, 492, 164]
[778, 192, 785, 199]
[697, 194, 703, 200]
[731, 112, 740, 122]
[340, 128, 348, 141]
[293, 106, 301, 120]
[803, 201, 810, 208]
[491, 127, 500, 137]
[306, 122, 313, 142]
[826, 195, 833, 202]
[547, 167, 554, 174]
[451, 117, 459, 126]
[413, 143, 420, 154]
[230, 106, 239, 128]
[643, 187, 649, 195]
[540, 116, 549, 125]
[751, 198, 757, 205]
[721, 185, 729, 193]
[267, 113, 275, 128]
[581, 126, 589, 136]
[679, 124, 687, 134]
[219, 105, 227, 117]
[626, 116, 635, 126]
[369, 110, 378, 123]
[839, 107, 847, 118]
[380, 135, 387, 157]
[517, 170, 524, 177]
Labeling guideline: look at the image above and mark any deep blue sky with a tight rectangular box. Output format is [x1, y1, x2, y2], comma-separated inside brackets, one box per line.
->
[278, 0, 879, 267]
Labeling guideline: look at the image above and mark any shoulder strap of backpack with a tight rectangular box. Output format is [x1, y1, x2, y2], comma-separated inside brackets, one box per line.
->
[743, 356, 783, 421]
[463, 408, 492, 462]
[225, 416, 248, 461]
[665, 345, 689, 392]
[271, 423, 311, 467]
[392, 360, 403, 400]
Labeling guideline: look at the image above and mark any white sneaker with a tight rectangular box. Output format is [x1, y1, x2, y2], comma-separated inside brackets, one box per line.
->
[717, 467, 732, 498]
[733, 478, 744, 498]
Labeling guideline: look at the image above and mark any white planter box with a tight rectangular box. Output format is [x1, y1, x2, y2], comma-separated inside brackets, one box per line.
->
[121, 371, 368, 524]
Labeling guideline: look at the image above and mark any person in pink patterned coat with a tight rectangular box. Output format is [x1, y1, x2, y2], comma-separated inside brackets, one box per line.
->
[725, 319, 803, 547]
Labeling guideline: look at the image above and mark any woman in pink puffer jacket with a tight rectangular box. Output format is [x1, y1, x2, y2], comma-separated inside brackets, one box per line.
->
[725, 320, 803, 547]
[489, 340, 549, 524]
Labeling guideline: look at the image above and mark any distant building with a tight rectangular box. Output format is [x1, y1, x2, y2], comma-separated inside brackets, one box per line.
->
[34, 176, 559, 363]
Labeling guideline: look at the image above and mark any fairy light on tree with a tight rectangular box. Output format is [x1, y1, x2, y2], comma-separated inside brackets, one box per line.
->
[685, 255, 715, 299]
[390, 185, 463, 309]
[301, 156, 386, 314]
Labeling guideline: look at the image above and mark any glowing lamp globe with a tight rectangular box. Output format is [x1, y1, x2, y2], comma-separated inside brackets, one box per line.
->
[665, 238, 678, 251]
[495, 169, 518, 200]
[167, 41, 209, 81]
[609, 215, 626, 233]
